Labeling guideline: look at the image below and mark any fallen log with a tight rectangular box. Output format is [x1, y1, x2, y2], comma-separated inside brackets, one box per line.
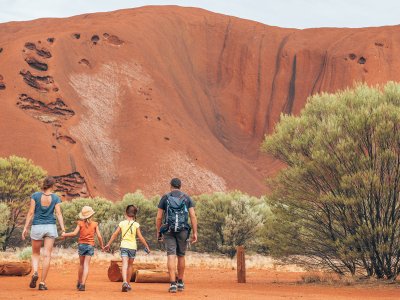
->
[135, 270, 170, 283]
[0, 261, 31, 276]
[107, 260, 158, 282]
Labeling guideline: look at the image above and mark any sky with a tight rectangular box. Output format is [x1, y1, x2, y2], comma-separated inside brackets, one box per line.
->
[0, 0, 399, 29]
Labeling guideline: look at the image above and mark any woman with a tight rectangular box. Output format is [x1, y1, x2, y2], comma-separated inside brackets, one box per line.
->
[22, 176, 65, 291]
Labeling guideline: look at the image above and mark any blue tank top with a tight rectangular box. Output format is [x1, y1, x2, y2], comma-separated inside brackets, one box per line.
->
[32, 192, 62, 225]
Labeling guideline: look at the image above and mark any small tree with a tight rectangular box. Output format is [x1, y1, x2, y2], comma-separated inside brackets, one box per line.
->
[0, 203, 10, 248]
[220, 197, 264, 258]
[263, 82, 400, 279]
[0, 156, 46, 250]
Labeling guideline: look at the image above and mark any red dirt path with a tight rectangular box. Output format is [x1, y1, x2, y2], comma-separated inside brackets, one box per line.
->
[0, 263, 398, 299]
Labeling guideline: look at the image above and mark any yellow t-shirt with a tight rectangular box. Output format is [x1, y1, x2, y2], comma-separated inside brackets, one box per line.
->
[119, 220, 140, 250]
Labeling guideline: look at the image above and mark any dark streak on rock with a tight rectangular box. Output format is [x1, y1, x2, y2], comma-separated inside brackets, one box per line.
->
[284, 55, 297, 115]
[47, 38, 55, 43]
[217, 18, 232, 85]
[20, 70, 53, 91]
[73, 33, 81, 39]
[17, 94, 75, 122]
[349, 53, 357, 60]
[25, 57, 48, 71]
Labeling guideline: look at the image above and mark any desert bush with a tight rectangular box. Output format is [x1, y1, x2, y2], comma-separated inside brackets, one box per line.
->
[0, 156, 46, 250]
[18, 246, 32, 261]
[263, 82, 400, 279]
[194, 191, 266, 257]
[98, 217, 123, 253]
[220, 197, 264, 258]
[0, 203, 10, 248]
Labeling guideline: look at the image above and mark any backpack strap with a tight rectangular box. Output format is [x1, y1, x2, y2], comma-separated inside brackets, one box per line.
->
[122, 221, 135, 239]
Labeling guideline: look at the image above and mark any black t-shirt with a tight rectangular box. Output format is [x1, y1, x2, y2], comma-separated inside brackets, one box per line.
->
[158, 190, 195, 211]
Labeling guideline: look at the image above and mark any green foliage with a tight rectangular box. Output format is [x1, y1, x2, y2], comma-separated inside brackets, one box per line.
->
[98, 217, 123, 253]
[0, 156, 46, 250]
[18, 247, 32, 261]
[220, 197, 264, 258]
[0, 203, 10, 248]
[61, 197, 116, 230]
[262, 82, 400, 279]
[194, 191, 266, 257]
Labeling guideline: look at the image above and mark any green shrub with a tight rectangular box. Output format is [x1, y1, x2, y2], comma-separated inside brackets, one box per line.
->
[18, 246, 32, 260]
[0, 156, 46, 250]
[263, 82, 400, 279]
[0, 203, 10, 248]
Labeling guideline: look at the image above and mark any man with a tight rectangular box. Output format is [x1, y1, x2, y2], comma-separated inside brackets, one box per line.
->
[156, 178, 198, 293]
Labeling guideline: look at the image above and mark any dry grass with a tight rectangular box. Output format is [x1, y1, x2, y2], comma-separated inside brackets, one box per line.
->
[0, 247, 305, 271]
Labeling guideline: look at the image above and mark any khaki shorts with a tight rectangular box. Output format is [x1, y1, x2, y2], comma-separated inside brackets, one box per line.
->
[163, 230, 189, 257]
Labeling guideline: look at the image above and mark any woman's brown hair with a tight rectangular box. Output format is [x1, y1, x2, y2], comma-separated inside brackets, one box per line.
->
[42, 176, 56, 190]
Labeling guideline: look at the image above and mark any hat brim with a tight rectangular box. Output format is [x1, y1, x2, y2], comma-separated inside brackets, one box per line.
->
[78, 211, 95, 220]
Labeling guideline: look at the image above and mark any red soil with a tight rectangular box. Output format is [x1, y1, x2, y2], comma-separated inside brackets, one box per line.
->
[1, 6, 400, 199]
[0, 263, 398, 299]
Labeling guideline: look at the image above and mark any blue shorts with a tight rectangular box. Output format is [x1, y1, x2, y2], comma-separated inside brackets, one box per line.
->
[78, 244, 94, 256]
[30, 224, 58, 240]
[120, 248, 136, 259]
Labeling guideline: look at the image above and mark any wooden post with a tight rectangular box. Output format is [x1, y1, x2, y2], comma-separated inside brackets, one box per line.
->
[237, 245, 246, 283]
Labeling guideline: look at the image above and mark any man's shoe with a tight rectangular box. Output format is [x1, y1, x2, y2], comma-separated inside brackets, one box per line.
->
[169, 283, 177, 293]
[177, 280, 185, 292]
[29, 272, 39, 288]
[122, 282, 129, 292]
[127, 283, 132, 291]
[78, 284, 86, 291]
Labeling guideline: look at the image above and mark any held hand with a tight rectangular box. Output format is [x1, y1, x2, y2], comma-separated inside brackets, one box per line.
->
[21, 228, 28, 240]
[191, 232, 198, 244]
[103, 245, 110, 252]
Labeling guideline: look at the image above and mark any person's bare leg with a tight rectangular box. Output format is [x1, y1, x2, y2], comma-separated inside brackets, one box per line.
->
[41, 237, 55, 283]
[81, 256, 91, 285]
[127, 258, 134, 283]
[31, 240, 42, 274]
[177, 256, 185, 281]
[121, 256, 129, 283]
[167, 255, 177, 282]
[78, 256, 85, 285]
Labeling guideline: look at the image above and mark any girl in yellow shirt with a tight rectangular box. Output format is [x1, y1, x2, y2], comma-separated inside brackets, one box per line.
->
[104, 205, 150, 292]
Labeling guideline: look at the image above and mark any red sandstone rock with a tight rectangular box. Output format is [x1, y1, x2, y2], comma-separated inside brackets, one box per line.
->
[0, 6, 399, 199]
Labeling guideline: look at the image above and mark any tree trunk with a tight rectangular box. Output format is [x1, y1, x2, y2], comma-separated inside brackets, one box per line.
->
[0, 261, 31, 276]
[134, 270, 170, 283]
[107, 260, 158, 282]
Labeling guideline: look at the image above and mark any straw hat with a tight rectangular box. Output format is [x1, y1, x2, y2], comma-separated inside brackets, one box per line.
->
[79, 206, 95, 220]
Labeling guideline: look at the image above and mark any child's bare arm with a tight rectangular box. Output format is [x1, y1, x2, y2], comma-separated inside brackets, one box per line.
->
[62, 225, 80, 237]
[137, 228, 150, 252]
[104, 227, 121, 250]
[95, 225, 104, 249]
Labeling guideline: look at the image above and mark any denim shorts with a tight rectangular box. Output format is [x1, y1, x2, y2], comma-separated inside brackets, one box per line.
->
[30, 224, 58, 240]
[78, 243, 94, 256]
[120, 248, 136, 259]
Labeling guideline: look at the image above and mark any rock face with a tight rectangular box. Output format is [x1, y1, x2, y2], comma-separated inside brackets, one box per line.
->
[0, 6, 400, 199]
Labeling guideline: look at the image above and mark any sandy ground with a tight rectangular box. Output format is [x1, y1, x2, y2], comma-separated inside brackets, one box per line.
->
[0, 262, 399, 300]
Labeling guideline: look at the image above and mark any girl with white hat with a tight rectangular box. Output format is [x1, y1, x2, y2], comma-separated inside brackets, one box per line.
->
[62, 205, 104, 291]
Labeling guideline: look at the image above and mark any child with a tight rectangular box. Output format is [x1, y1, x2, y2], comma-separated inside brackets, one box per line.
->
[104, 205, 151, 292]
[62, 206, 104, 291]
